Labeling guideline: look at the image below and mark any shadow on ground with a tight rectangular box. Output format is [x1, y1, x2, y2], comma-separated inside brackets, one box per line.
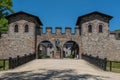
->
[0, 69, 109, 80]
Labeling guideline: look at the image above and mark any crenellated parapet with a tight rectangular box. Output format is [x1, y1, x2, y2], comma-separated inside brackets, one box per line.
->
[40, 27, 80, 35]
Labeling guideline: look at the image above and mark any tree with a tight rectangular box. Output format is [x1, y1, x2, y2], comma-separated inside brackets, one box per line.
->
[0, 0, 14, 32]
[114, 29, 120, 32]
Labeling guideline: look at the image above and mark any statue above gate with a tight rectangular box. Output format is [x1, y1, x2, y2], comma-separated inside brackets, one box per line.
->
[55, 39, 61, 51]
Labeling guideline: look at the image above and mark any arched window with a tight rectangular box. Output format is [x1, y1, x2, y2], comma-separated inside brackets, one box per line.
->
[88, 24, 92, 33]
[14, 24, 18, 32]
[25, 25, 29, 32]
[99, 24, 103, 33]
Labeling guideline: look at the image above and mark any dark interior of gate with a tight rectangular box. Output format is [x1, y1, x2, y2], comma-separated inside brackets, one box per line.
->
[63, 41, 79, 59]
[38, 41, 54, 59]
[38, 40, 79, 59]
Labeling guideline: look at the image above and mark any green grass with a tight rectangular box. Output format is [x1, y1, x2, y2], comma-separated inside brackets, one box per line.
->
[39, 54, 50, 59]
[66, 54, 74, 58]
[107, 61, 120, 73]
[0, 60, 9, 71]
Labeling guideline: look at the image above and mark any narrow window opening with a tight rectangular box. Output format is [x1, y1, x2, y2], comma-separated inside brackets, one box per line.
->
[25, 25, 29, 32]
[88, 25, 92, 33]
[14, 24, 18, 32]
[99, 25, 103, 33]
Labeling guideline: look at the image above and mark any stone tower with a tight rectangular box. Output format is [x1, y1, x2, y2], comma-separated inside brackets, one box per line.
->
[0, 11, 43, 58]
[76, 12, 113, 58]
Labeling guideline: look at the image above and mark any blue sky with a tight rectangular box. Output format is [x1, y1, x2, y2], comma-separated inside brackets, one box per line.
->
[12, 0, 120, 33]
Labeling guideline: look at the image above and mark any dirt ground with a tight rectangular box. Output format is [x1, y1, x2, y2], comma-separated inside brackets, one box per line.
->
[0, 59, 120, 80]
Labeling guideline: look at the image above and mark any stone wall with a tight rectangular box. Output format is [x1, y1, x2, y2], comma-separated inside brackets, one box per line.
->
[0, 38, 35, 59]
[0, 11, 120, 61]
[106, 34, 120, 61]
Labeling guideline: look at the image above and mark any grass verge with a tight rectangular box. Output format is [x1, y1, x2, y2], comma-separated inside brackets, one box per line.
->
[107, 61, 120, 73]
[0, 60, 9, 71]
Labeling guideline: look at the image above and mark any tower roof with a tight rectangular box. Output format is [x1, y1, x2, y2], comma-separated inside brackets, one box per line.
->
[6, 11, 43, 25]
[76, 11, 113, 25]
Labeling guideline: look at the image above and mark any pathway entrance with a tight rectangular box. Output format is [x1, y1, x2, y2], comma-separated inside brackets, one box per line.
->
[63, 41, 79, 58]
[0, 59, 120, 80]
[38, 41, 54, 59]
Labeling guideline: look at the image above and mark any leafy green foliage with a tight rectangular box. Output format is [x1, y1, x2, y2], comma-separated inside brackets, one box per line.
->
[0, 18, 8, 32]
[39, 54, 50, 59]
[67, 54, 73, 58]
[0, 0, 14, 32]
[114, 29, 120, 32]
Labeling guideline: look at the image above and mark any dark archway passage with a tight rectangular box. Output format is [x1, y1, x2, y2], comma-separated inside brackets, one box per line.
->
[63, 41, 79, 58]
[38, 41, 54, 59]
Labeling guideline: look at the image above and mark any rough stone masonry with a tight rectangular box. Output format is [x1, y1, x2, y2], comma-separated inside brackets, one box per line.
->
[0, 11, 120, 61]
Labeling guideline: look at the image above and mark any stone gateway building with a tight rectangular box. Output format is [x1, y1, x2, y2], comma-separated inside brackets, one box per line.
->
[0, 11, 120, 61]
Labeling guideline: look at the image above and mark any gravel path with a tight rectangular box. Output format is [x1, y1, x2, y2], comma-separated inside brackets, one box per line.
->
[0, 59, 120, 80]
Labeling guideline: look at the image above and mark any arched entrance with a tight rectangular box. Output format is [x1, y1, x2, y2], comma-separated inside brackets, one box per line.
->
[63, 41, 79, 58]
[38, 41, 54, 59]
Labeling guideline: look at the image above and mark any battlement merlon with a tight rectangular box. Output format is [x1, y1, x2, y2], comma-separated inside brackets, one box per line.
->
[46, 27, 52, 33]
[56, 27, 62, 33]
[75, 27, 79, 35]
[65, 27, 71, 34]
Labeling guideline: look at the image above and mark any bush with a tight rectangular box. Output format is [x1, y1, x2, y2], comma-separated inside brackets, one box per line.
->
[39, 54, 50, 59]
[67, 54, 73, 58]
